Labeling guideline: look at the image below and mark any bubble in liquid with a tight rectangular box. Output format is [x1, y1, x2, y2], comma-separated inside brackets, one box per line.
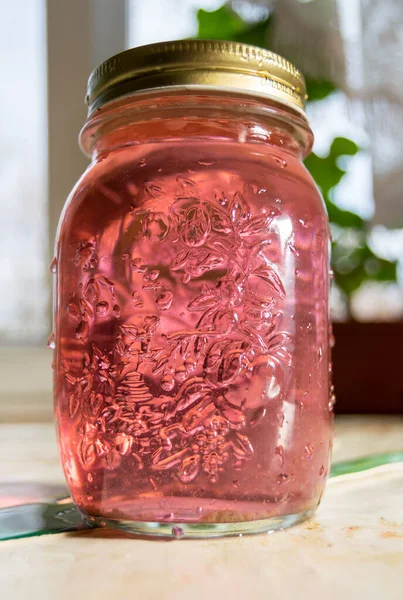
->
[304, 444, 314, 459]
[148, 270, 160, 281]
[96, 301, 109, 315]
[274, 157, 287, 168]
[275, 445, 285, 466]
[216, 192, 227, 206]
[184, 356, 197, 371]
[131, 292, 144, 308]
[277, 412, 285, 427]
[113, 304, 121, 318]
[175, 365, 187, 381]
[172, 526, 184, 539]
[156, 290, 173, 310]
[143, 212, 169, 242]
[328, 395, 336, 412]
[47, 333, 56, 349]
[50, 257, 57, 274]
[76, 320, 89, 341]
[178, 454, 201, 483]
[161, 374, 175, 391]
[89, 257, 98, 269]
[68, 303, 81, 320]
[131, 257, 148, 273]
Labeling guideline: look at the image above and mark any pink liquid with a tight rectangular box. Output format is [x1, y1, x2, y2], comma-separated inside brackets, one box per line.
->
[54, 128, 332, 530]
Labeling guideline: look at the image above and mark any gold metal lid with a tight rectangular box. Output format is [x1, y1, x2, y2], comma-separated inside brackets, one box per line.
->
[86, 40, 307, 115]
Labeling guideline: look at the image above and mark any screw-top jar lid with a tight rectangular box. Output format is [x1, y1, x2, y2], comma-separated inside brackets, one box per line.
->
[86, 40, 307, 115]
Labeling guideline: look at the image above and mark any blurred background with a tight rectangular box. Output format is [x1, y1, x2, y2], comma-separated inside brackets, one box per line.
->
[1, 0, 402, 416]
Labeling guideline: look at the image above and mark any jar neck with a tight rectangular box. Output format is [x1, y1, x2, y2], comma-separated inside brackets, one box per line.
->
[80, 90, 313, 160]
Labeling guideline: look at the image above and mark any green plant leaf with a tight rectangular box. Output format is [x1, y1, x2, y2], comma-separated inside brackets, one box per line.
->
[332, 238, 397, 296]
[197, 6, 245, 40]
[330, 452, 403, 478]
[304, 137, 362, 229]
[370, 257, 398, 282]
[305, 77, 336, 102]
[304, 153, 345, 196]
[196, 5, 270, 47]
[330, 137, 359, 158]
[326, 200, 365, 229]
[234, 19, 269, 47]
[194, 3, 398, 301]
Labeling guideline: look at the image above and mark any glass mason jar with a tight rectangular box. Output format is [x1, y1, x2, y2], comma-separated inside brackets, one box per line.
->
[53, 41, 333, 538]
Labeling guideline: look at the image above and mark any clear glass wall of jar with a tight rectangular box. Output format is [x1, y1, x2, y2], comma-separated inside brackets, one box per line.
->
[52, 41, 332, 538]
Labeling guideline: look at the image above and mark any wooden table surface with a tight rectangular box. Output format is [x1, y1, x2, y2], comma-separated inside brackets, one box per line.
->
[0, 349, 403, 599]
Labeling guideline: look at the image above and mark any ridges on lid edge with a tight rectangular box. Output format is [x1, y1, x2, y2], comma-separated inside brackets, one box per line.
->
[86, 40, 307, 115]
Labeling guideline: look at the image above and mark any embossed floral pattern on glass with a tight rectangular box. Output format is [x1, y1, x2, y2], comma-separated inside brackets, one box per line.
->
[54, 96, 332, 531]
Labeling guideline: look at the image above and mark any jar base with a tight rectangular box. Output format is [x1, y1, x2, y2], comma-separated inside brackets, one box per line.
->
[83, 508, 315, 539]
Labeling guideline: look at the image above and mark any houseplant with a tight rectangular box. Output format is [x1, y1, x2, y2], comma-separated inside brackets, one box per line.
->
[196, 4, 402, 413]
